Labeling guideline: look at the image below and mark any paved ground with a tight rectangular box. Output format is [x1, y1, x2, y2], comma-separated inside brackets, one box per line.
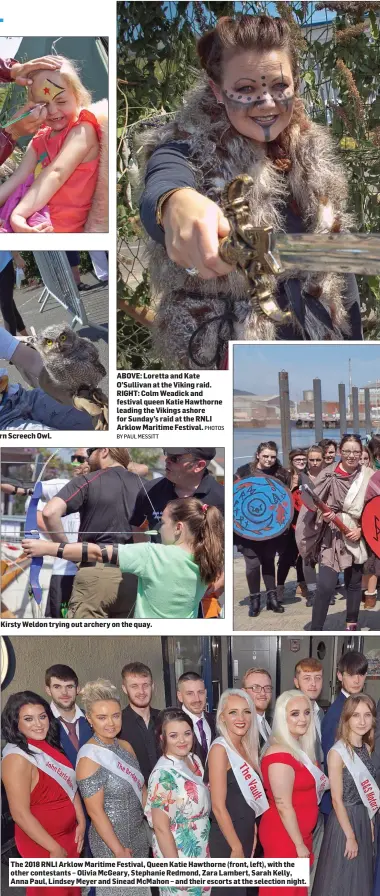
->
[234, 555, 380, 631]
[3, 273, 109, 393]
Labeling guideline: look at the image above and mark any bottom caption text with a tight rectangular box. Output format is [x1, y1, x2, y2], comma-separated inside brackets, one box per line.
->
[9, 858, 309, 888]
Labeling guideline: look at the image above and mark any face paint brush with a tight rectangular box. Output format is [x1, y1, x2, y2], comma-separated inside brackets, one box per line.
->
[2, 78, 64, 129]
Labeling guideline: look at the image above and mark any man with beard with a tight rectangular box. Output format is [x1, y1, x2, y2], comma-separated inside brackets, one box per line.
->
[177, 671, 216, 765]
[130, 448, 224, 533]
[44, 663, 94, 892]
[241, 667, 273, 752]
[41, 447, 141, 618]
[120, 662, 160, 785]
[44, 663, 92, 761]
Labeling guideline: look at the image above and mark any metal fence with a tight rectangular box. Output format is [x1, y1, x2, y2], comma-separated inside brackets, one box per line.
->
[33, 252, 108, 337]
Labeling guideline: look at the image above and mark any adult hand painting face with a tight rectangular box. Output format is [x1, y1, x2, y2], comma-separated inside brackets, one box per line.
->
[211, 49, 295, 143]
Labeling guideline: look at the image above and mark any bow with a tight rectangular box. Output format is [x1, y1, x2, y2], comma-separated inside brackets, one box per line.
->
[25, 451, 59, 613]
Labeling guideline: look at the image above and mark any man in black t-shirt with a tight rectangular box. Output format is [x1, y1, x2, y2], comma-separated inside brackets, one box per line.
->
[120, 662, 161, 785]
[130, 447, 224, 533]
[42, 447, 141, 619]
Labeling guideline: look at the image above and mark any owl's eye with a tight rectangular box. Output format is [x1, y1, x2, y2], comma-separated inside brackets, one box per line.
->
[45, 339, 53, 346]
[60, 334, 67, 342]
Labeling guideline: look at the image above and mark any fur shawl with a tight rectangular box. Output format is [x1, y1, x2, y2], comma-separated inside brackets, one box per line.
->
[84, 99, 108, 233]
[140, 82, 355, 368]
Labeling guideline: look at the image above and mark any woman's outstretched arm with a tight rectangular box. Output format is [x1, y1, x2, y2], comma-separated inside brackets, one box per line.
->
[139, 142, 233, 279]
[21, 539, 112, 564]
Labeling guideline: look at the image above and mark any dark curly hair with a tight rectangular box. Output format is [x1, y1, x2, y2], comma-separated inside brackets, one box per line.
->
[1, 691, 63, 756]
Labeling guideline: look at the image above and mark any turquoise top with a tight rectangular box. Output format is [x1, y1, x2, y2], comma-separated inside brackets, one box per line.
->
[118, 543, 205, 618]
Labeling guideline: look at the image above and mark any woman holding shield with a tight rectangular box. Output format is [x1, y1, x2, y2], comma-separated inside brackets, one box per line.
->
[312, 694, 378, 896]
[234, 442, 290, 617]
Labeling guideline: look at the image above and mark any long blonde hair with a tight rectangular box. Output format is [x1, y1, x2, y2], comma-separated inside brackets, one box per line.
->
[216, 688, 260, 773]
[28, 56, 92, 109]
[270, 689, 316, 762]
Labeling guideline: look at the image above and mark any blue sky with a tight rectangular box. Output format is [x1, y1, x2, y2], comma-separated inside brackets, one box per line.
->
[234, 344, 380, 401]
[178, 3, 335, 27]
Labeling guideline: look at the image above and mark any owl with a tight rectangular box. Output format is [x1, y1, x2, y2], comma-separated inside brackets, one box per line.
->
[35, 324, 107, 393]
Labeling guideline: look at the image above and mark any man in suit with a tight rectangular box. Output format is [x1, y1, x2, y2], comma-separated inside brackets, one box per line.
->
[294, 657, 324, 890]
[120, 661, 160, 785]
[45, 662, 94, 894]
[177, 672, 216, 765]
[321, 650, 368, 817]
[45, 663, 92, 762]
[241, 667, 272, 752]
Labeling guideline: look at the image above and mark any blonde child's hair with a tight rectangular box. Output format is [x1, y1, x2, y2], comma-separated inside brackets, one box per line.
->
[28, 56, 92, 109]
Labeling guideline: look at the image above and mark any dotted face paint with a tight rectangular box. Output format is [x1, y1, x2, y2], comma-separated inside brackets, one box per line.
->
[220, 68, 295, 142]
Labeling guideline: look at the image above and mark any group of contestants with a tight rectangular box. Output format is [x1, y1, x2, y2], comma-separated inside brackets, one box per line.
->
[235, 436, 380, 630]
[1, 656, 380, 896]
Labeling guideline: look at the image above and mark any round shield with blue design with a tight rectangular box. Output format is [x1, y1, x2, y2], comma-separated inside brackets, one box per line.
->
[233, 473, 293, 541]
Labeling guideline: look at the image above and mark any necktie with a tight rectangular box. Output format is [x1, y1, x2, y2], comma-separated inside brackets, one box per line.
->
[260, 716, 269, 741]
[197, 718, 208, 757]
[61, 718, 79, 752]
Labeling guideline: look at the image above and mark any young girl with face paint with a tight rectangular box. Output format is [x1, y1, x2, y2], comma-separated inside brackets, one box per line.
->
[0, 57, 102, 233]
[139, 14, 361, 368]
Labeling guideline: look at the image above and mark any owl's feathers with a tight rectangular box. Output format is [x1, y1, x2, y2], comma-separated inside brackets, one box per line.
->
[36, 324, 106, 393]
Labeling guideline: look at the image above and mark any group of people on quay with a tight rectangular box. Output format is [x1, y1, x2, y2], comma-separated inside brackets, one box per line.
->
[2, 653, 380, 896]
[3, 447, 224, 620]
[234, 435, 380, 630]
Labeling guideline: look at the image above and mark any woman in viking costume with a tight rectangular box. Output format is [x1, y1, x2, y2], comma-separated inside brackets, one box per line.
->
[259, 690, 327, 896]
[139, 14, 361, 369]
[296, 435, 375, 631]
[207, 688, 266, 894]
[76, 680, 150, 896]
[145, 707, 211, 894]
[234, 441, 290, 617]
[1, 691, 85, 896]
[312, 694, 378, 896]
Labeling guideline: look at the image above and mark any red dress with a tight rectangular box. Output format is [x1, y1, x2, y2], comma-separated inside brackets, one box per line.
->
[259, 752, 318, 896]
[14, 739, 80, 896]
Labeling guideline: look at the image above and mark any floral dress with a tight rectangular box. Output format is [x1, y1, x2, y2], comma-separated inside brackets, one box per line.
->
[145, 754, 211, 896]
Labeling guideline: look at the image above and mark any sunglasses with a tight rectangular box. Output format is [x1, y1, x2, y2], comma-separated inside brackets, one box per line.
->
[71, 455, 87, 464]
[165, 453, 194, 464]
[342, 433, 361, 440]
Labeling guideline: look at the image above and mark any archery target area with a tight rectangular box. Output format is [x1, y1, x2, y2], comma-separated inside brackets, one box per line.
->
[0, 446, 225, 619]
